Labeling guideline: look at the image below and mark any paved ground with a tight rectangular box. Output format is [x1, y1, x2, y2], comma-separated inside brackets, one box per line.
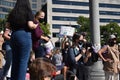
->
[89, 60, 105, 80]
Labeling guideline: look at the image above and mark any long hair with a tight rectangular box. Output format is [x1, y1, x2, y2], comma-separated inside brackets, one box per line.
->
[7, 0, 33, 27]
[72, 33, 81, 43]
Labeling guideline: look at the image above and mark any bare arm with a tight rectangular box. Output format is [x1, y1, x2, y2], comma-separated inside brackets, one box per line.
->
[61, 36, 67, 49]
[98, 46, 108, 62]
[75, 53, 82, 62]
[40, 35, 50, 42]
[84, 51, 92, 63]
[3, 28, 11, 40]
[28, 21, 38, 29]
[3, 22, 11, 40]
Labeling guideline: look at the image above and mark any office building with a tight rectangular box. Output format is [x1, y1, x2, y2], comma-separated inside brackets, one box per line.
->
[0, 0, 42, 18]
[43, 0, 120, 43]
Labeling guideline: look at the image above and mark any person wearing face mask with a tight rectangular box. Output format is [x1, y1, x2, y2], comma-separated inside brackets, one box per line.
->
[98, 34, 120, 80]
[31, 10, 50, 59]
[61, 35, 72, 80]
[39, 17, 44, 23]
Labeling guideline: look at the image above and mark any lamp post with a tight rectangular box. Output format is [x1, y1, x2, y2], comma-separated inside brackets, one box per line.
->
[89, 0, 105, 80]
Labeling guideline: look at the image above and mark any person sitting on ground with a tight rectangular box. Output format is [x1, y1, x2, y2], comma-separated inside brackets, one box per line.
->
[52, 48, 63, 74]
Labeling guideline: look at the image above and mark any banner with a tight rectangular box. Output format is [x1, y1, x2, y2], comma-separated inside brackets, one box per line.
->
[59, 26, 75, 36]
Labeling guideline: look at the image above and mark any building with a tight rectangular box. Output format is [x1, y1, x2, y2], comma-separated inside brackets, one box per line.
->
[44, 0, 120, 44]
[0, 0, 43, 18]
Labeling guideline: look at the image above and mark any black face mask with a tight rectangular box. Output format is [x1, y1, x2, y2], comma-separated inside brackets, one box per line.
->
[78, 40, 84, 45]
[109, 40, 116, 46]
[39, 18, 44, 23]
[65, 45, 69, 49]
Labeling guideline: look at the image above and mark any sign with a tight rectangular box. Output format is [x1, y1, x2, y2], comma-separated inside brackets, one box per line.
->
[59, 26, 75, 36]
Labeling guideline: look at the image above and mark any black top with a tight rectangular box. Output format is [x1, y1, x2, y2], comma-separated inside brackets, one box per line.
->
[8, 12, 34, 32]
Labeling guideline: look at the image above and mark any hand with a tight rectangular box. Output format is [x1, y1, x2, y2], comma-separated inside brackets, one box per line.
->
[41, 35, 50, 42]
[86, 52, 91, 58]
[30, 54, 35, 62]
[44, 36, 50, 41]
[81, 48, 86, 55]
[105, 58, 113, 62]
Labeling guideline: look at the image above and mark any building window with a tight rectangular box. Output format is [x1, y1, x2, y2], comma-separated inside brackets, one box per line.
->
[100, 18, 120, 23]
[0, 14, 5, 19]
[52, 0, 89, 6]
[0, 7, 10, 12]
[52, 33, 59, 37]
[32, 0, 37, 2]
[52, 16, 78, 21]
[100, 3, 120, 8]
[52, 24, 78, 29]
[52, 8, 89, 14]
[32, 4, 37, 8]
[42, 0, 46, 3]
[100, 11, 120, 16]
[0, 1, 15, 7]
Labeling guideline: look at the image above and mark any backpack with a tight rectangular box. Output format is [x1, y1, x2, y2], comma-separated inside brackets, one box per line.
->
[84, 48, 98, 66]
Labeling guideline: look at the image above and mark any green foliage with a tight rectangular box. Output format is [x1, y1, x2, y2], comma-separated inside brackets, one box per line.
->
[0, 18, 6, 31]
[77, 16, 90, 41]
[40, 22, 51, 36]
[100, 22, 120, 44]
[0, 14, 9, 31]
[0, 9, 11, 32]
[77, 16, 90, 32]
[77, 16, 120, 45]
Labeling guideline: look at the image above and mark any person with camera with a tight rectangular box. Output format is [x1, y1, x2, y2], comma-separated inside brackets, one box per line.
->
[76, 33, 92, 80]
[66, 33, 86, 80]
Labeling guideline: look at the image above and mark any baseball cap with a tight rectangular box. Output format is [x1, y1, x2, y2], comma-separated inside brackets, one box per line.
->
[109, 34, 116, 39]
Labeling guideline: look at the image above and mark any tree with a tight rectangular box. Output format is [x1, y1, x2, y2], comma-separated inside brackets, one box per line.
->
[77, 16, 90, 32]
[77, 16, 90, 41]
[77, 16, 120, 45]
[100, 22, 120, 44]
[40, 22, 51, 36]
[0, 18, 6, 31]
[0, 9, 11, 32]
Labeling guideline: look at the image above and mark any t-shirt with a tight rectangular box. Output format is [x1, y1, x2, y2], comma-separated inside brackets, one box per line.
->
[32, 21, 43, 51]
[8, 12, 34, 31]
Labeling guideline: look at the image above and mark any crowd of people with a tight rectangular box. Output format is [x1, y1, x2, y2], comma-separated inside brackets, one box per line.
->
[0, 0, 120, 80]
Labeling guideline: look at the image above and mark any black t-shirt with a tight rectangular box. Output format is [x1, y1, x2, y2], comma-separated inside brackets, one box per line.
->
[7, 12, 34, 31]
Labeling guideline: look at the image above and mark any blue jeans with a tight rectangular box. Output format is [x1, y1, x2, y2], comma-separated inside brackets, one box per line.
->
[3, 40, 12, 77]
[11, 30, 32, 80]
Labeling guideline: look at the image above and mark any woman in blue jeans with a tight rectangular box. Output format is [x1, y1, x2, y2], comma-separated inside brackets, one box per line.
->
[6, 0, 38, 80]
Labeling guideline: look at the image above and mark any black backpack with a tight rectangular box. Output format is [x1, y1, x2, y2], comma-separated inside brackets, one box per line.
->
[85, 49, 98, 66]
